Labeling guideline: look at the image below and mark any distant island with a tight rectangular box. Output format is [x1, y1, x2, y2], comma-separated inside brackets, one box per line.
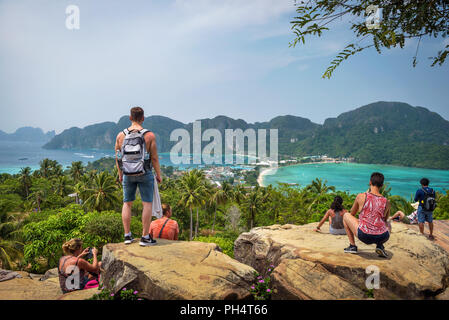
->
[41, 101, 449, 170]
[0, 127, 55, 144]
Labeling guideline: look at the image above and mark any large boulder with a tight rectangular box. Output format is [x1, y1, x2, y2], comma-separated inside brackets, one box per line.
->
[101, 239, 256, 300]
[0, 277, 62, 300]
[234, 222, 449, 300]
[58, 287, 100, 300]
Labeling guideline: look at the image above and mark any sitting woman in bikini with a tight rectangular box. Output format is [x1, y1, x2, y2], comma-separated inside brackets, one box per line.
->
[315, 196, 347, 235]
[58, 238, 101, 294]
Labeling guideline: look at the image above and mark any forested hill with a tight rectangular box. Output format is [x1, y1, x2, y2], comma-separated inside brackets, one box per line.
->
[42, 101, 449, 169]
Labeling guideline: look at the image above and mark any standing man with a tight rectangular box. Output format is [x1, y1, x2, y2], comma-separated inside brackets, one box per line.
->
[414, 178, 436, 240]
[115, 107, 162, 246]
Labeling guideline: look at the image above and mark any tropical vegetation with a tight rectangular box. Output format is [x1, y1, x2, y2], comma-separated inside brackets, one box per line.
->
[0, 157, 448, 272]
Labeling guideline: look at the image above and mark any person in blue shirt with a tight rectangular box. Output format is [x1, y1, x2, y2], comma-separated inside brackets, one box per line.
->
[414, 178, 435, 240]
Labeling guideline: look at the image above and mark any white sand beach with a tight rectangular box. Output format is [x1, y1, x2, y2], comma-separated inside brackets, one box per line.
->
[257, 166, 278, 187]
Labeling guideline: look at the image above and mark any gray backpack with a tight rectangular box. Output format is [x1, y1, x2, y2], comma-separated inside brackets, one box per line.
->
[119, 128, 151, 175]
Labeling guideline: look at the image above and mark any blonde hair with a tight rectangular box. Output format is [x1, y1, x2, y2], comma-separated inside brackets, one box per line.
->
[162, 203, 171, 216]
[62, 238, 83, 255]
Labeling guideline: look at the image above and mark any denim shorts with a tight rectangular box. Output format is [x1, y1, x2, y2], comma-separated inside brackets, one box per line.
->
[357, 229, 390, 246]
[123, 171, 154, 203]
[417, 206, 433, 223]
[329, 226, 346, 235]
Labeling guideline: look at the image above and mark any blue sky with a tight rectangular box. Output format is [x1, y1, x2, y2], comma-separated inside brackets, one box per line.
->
[0, 0, 448, 134]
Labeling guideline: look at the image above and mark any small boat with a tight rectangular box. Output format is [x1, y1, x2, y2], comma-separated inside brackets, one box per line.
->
[18, 158, 28, 160]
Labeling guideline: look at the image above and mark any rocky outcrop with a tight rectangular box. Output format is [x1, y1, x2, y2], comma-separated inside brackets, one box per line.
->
[58, 287, 100, 300]
[0, 269, 23, 282]
[40, 268, 58, 281]
[0, 240, 256, 300]
[0, 267, 98, 300]
[0, 277, 62, 300]
[101, 239, 256, 300]
[234, 222, 449, 300]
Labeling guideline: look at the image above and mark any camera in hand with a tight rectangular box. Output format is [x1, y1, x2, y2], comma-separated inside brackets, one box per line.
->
[86, 247, 93, 260]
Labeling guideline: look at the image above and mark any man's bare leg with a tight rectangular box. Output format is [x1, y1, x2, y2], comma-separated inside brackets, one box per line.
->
[418, 222, 425, 235]
[122, 201, 133, 234]
[429, 222, 434, 238]
[142, 201, 153, 237]
[343, 213, 359, 246]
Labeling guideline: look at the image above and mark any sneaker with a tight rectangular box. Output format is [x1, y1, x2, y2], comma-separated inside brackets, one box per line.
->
[344, 244, 358, 254]
[375, 245, 388, 258]
[124, 234, 134, 244]
[428, 235, 435, 241]
[139, 235, 157, 246]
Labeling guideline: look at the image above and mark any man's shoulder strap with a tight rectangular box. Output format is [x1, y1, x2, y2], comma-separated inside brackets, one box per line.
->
[139, 128, 151, 136]
[123, 128, 130, 135]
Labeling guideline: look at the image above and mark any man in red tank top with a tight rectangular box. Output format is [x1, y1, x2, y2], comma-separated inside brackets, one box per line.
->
[342, 172, 391, 258]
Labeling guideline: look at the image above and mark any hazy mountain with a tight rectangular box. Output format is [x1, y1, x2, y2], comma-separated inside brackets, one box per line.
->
[43, 116, 186, 152]
[0, 127, 55, 144]
[42, 101, 449, 169]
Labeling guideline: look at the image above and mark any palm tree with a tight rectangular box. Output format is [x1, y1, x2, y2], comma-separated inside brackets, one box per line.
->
[38, 159, 63, 178]
[193, 170, 209, 238]
[159, 177, 177, 192]
[242, 186, 268, 229]
[54, 176, 72, 197]
[265, 185, 281, 222]
[209, 181, 233, 232]
[83, 171, 120, 211]
[305, 178, 336, 213]
[72, 183, 83, 205]
[52, 163, 64, 178]
[306, 178, 336, 195]
[178, 170, 206, 240]
[27, 188, 46, 212]
[233, 184, 246, 206]
[19, 167, 32, 198]
[39, 158, 52, 178]
[111, 167, 121, 186]
[69, 161, 84, 183]
[79, 173, 92, 188]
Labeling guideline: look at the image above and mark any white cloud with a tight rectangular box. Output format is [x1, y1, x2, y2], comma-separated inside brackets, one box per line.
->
[171, 0, 295, 34]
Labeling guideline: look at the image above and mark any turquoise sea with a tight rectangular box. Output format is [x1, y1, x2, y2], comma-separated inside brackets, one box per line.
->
[261, 162, 449, 198]
[0, 141, 250, 174]
[1, 141, 448, 198]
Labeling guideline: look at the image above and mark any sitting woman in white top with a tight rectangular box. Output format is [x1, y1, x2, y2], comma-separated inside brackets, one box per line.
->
[315, 196, 347, 235]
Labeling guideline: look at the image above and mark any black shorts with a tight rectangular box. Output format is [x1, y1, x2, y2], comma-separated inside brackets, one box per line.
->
[357, 229, 390, 246]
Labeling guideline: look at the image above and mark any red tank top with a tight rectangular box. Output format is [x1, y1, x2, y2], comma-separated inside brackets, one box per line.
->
[358, 192, 388, 235]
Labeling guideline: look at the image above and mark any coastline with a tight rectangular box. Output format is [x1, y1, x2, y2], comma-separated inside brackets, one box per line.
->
[257, 166, 281, 187]
[257, 160, 350, 187]
[255, 161, 449, 198]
